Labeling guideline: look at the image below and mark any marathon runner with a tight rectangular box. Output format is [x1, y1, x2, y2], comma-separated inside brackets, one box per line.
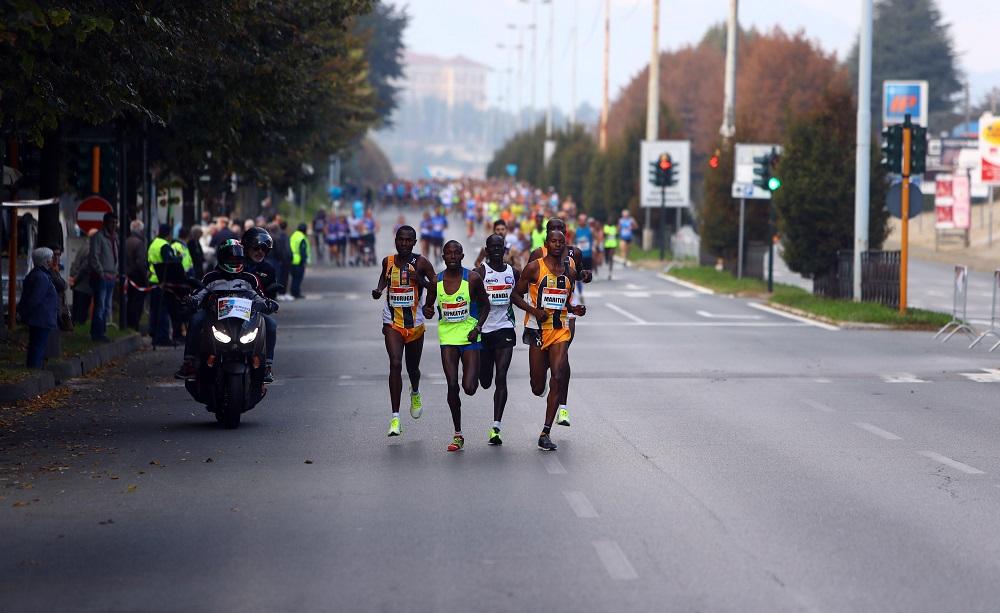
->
[429, 207, 448, 263]
[526, 217, 593, 427]
[436, 240, 490, 452]
[603, 218, 618, 280]
[475, 219, 509, 267]
[512, 230, 586, 451]
[476, 233, 518, 446]
[618, 210, 638, 267]
[372, 226, 437, 437]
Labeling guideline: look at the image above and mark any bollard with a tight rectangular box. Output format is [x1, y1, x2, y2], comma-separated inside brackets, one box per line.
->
[934, 265, 976, 342]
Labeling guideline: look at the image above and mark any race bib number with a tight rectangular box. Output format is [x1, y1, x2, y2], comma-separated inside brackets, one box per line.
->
[576, 237, 591, 251]
[432, 223, 444, 232]
[388, 286, 415, 308]
[486, 283, 512, 306]
[441, 300, 470, 323]
[540, 286, 569, 311]
[217, 297, 252, 321]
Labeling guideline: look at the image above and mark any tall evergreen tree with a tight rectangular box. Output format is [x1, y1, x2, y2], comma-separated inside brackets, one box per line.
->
[848, 0, 962, 130]
[773, 89, 890, 278]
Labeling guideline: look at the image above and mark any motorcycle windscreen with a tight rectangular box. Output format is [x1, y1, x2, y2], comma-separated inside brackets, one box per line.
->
[217, 297, 253, 321]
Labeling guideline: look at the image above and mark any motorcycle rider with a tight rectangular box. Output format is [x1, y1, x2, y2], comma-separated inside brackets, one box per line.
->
[241, 227, 280, 381]
[174, 239, 278, 382]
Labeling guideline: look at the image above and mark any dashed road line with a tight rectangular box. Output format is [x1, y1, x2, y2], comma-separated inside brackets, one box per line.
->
[881, 373, 927, 384]
[562, 491, 599, 518]
[657, 273, 714, 295]
[593, 540, 638, 580]
[695, 310, 763, 320]
[853, 422, 902, 440]
[623, 291, 651, 298]
[802, 398, 836, 412]
[918, 451, 985, 475]
[958, 368, 1000, 383]
[540, 454, 567, 475]
[747, 303, 839, 331]
[604, 303, 647, 325]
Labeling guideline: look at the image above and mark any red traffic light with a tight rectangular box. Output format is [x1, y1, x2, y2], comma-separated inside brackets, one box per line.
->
[658, 154, 672, 170]
[708, 155, 719, 169]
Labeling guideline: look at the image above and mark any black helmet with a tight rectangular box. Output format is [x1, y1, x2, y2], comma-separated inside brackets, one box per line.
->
[218, 239, 245, 273]
[242, 227, 273, 253]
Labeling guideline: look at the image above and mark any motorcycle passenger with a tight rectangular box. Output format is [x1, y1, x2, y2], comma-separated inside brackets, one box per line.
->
[242, 227, 280, 381]
[174, 239, 278, 382]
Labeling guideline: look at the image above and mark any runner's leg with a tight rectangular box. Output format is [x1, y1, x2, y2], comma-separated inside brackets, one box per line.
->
[545, 343, 570, 428]
[529, 343, 549, 397]
[492, 347, 513, 423]
[460, 348, 479, 396]
[478, 343, 496, 389]
[383, 325, 405, 413]
[440, 346, 462, 432]
[403, 334, 423, 393]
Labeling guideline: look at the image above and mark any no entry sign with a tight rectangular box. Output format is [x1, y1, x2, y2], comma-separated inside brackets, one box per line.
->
[75, 195, 113, 233]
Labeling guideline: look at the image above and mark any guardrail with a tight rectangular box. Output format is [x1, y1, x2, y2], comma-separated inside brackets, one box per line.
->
[934, 265, 976, 342]
[969, 269, 1000, 351]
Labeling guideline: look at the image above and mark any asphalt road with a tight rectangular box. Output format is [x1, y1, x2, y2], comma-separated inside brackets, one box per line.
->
[5, 207, 1000, 612]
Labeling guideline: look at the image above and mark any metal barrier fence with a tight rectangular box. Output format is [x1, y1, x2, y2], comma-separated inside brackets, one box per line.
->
[812, 250, 900, 308]
[969, 268, 1000, 351]
[934, 265, 976, 342]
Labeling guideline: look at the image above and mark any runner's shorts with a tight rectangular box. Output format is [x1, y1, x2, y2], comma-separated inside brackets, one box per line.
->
[481, 328, 516, 350]
[522, 328, 571, 351]
[383, 323, 425, 344]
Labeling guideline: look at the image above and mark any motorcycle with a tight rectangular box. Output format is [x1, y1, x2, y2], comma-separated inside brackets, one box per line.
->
[183, 289, 269, 429]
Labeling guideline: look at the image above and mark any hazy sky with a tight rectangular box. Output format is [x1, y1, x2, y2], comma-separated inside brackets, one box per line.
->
[400, 0, 1000, 114]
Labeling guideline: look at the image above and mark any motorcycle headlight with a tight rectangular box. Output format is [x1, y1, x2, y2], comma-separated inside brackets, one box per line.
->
[239, 327, 259, 344]
[212, 325, 232, 343]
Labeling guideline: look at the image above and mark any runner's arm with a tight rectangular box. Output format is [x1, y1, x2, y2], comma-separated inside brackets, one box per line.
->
[572, 247, 593, 283]
[372, 257, 389, 299]
[417, 256, 437, 319]
[526, 247, 542, 263]
[468, 271, 490, 343]
[474, 247, 486, 267]
[566, 268, 586, 316]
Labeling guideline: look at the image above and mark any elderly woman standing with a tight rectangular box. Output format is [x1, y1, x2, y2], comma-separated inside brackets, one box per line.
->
[18, 248, 59, 368]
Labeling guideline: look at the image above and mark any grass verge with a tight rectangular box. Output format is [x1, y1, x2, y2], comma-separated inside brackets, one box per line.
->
[668, 265, 952, 329]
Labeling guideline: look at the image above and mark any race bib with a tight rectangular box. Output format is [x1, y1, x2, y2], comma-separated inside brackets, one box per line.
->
[388, 286, 415, 308]
[441, 300, 470, 322]
[576, 237, 591, 251]
[432, 223, 444, 232]
[217, 297, 252, 321]
[486, 283, 512, 306]
[540, 286, 569, 311]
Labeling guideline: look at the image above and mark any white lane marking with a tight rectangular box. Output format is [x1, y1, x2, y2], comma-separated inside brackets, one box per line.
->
[657, 273, 714, 295]
[813, 378, 832, 383]
[803, 398, 836, 412]
[667, 290, 698, 298]
[625, 283, 647, 290]
[344, 293, 359, 300]
[339, 375, 353, 380]
[563, 491, 599, 518]
[593, 540, 638, 580]
[623, 291, 651, 298]
[152, 382, 184, 388]
[746, 303, 839, 331]
[881, 373, 927, 383]
[695, 310, 763, 320]
[540, 454, 567, 474]
[918, 451, 985, 475]
[853, 422, 902, 440]
[959, 368, 1000, 383]
[584, 291, 604, 298]
[283, 324, 352, 329]
[576, 321, 807, 327]
[604, 303, 647, 325]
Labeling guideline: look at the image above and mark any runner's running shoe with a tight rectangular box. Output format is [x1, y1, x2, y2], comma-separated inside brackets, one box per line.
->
[387, 417, 401, 437]
[409, 388, 423, 419]
[556, 408, 571, 427]
[537, 433, 557, 451]
[447, 434, 465, 452]
[488, 427, 503, 446]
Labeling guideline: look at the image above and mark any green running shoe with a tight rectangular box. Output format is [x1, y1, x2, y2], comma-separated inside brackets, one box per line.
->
[409, 388, 423, 419]
[488, 427, 503, 446]
[387, 417, 401, 437]
[447, 434, 465, 452]
[556, 408, 571, 427]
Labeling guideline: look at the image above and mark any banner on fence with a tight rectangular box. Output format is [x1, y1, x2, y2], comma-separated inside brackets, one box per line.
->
[935, 174, 971, 230]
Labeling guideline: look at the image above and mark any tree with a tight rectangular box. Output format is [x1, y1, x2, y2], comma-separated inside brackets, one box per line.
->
[772, 89, 890, 278]
[847, 0, 962, 131]
[353, 1, 408, 126]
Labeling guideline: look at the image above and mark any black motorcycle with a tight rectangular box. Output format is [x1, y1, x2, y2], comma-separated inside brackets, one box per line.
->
[184, 290, 269, 428]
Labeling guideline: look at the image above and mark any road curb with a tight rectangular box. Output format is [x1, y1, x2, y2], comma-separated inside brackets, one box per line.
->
[0, 333, 143, 403]
[764, 302, 891, 330]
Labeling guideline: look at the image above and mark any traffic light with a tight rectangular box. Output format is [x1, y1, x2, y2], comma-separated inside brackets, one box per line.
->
[752, 148, 782, 193]
[100, 145, 118, 200]
[910, 125, 927, 175]
[66, 143, 93, 195]
[648, 153, 676, 187]
[708, 149, 720, 170]
[648, 160, 661, 186]
[881, 125, 903, 174]
[767, 150, 781, 191]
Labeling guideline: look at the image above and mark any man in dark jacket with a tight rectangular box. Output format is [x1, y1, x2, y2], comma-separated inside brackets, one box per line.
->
[274, 220, 292, 299]
[19, 248, 59, 368]
[88, 213, 118, 342]
[124, 219, 148, 331]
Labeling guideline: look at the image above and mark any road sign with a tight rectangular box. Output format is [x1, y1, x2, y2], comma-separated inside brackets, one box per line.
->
[75, 195, 113, 233]
[886, 181, 922, 220]
[979, 113, 1000, 185]
[732, 143, 783, 200]
[934, 174, 970, 229]
[883, 80, 928, 128]
[639, 140, 690, 208]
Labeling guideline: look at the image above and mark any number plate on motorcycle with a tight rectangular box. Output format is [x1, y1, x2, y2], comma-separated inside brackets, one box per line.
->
[218, 297, 253, 321]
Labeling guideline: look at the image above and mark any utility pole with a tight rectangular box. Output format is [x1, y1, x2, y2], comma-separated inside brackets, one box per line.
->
[530, 0, 538, 124]
[599, 0, 610, 151]
[720, 0, 738, 139]
[853, 0, 873, 302]
[643, 0, 661, 251]
[569, 0, 578, 126]
[507, 23, 525, 131]
[545, 0, 554, 139]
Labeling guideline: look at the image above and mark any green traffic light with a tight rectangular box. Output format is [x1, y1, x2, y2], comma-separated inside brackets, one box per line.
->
[768, 177, 781, 191]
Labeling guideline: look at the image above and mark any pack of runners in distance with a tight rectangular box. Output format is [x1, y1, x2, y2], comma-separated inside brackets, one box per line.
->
[372, 215, 596, 453]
